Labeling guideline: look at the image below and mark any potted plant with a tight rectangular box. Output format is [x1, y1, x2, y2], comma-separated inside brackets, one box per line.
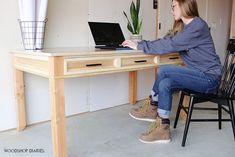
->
[123, 0, 143, 42]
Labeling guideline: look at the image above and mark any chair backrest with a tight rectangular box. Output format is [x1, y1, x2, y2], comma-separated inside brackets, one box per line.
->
[218, 39, 235, 97]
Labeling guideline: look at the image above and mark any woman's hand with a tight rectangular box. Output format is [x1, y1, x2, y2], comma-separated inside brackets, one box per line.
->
[122, 40, 138, 50]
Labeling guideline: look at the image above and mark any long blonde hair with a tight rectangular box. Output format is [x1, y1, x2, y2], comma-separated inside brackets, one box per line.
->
[168, 0, 199, 36]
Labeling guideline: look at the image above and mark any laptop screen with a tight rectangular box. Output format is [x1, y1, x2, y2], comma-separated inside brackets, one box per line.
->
[88, 22, 125, 46]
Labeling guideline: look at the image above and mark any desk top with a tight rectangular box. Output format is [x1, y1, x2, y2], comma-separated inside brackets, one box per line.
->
[12, 47, 182, 78]
[11, 47, 144, 57]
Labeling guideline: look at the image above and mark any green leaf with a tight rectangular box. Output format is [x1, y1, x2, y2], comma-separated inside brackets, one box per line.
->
[127, 22, 134, 34]
[136, 0, 140, 15]
[136, 19, 142, 34]
[123, 11, 134, 34]
[130, 2, 138, 34]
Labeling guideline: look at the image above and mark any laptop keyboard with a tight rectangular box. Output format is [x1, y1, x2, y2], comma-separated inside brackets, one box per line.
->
[95, 45, 132, 50]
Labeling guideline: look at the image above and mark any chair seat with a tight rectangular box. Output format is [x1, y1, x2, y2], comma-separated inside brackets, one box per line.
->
[181, 89, 235, 104]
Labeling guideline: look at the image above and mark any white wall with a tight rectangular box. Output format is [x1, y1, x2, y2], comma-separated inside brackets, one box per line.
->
[0, 0, 21, 131]
[207, 0, 232, 63]
[197, 0, 207, 20]
[0, 0, 156, 131]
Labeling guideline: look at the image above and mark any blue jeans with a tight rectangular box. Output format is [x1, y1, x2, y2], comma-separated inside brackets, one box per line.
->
[152, 65, 220, 118]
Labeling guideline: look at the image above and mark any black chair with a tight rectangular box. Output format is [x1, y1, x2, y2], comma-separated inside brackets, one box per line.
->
[174, 39, 235, 146]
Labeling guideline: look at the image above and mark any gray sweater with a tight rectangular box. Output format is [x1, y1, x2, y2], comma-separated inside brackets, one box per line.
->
[137, 17, 222, 77]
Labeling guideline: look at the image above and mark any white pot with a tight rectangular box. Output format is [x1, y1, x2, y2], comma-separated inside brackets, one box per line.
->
[130, 34, 142, 44]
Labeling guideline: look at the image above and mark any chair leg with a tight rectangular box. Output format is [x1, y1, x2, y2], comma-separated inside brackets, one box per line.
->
[218, 104, 222, 130]
[174, 92, 185, 128]
[182, 96, 194, 147]
[229, 100, 235, 140]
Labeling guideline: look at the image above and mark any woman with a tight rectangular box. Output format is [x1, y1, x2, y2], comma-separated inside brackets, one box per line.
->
[122, 0, 222, 143]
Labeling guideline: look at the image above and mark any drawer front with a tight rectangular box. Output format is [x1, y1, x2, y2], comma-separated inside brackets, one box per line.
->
[64, 57, 115, 75]
[121, 56, 155, 67]
[154, 54, 182, 65]
[63, 53, 182, 77]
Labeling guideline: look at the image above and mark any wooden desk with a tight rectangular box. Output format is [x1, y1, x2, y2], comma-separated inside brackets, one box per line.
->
[12, 47, 182, 157]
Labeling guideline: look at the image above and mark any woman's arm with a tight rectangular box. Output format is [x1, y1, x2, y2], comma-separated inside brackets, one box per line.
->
[122, 18, 209, 55]
[138, 25, 204, 54]
[139, 17, 209, 54]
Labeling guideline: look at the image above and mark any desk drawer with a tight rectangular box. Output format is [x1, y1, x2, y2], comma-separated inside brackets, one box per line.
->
[121, 56, 154, 67]
[64, 57, 115, 75]
[155, 54, 182, 65]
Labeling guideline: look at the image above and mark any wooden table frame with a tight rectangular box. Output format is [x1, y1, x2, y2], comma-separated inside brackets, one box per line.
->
[12, 48, 182, 157]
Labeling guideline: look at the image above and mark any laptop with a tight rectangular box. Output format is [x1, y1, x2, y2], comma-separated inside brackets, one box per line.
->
[88, 22, 132, 50]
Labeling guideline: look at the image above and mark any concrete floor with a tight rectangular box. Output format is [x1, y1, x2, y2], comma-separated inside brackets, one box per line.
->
[0, 96, 235, 157]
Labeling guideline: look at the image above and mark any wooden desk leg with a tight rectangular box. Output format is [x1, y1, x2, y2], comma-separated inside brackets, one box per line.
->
[49, 56, 67, 157]
[154, 67, 158, 79]
[49, 78, 67, 157]
[180, 93, 189, 120]
[14, 68, 26, 131]
[129, 71, 137, 105]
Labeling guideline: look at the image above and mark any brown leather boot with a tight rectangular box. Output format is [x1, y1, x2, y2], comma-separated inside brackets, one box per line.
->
[129, 95, 158, 122]
[139, 117, 171, 143]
